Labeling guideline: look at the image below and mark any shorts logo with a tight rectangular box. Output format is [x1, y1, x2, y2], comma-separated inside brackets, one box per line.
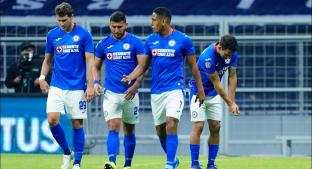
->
[168, 40, 176, 46]
[192, 111, 198, 118]
[56, 46, 63, 54]
[225, 58, 231, 64]
[123, 43, 130, 50]
[152, 49, 158, 56]
[107, 52, 113, 60]
[73, 35, 80, 42]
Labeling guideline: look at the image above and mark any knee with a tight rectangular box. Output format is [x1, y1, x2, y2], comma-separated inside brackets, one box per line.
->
[48, 118, 59, 126]
[192, 122, 205, 135]
[209, 122, 221, 134]
[166, 118, 178, 133]
[72, 119, 83, 129]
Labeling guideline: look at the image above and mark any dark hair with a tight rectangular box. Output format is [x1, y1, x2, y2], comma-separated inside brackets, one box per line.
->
[220, 34, 238, 52]
[55, 2, 74, 17]
[153, 7, 172, 23]
[19, 42, 35, 52]
[110, 11, 126, 22]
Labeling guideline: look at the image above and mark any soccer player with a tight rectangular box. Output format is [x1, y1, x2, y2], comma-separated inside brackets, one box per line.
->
[122, 7, 205, 169]
[92, 11, 146, 169]
[188, 35, 240, 169]
[38, 2, 95, 169]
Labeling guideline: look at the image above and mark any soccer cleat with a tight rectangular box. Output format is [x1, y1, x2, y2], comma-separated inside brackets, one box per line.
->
[104, 162, 116, 169]
[164, 164, 174, 169]
[190, 165, 202, 169]
[124, 167, 132, 169]
[60, 154, 71, 169]
[73, 164, 81, 169]
[173, 158, 180, 168]
[206, 164, 217, 169]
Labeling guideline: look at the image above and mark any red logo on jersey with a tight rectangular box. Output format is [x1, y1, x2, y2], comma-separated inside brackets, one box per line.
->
[152, 49, 158, 56]
[56, 46, 63, 54]
[107, 52, 113, 60]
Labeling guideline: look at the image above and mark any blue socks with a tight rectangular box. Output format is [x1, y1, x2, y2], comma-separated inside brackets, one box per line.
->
[124, 134, 136, 167]
[208, 144, 219, 166]
[73, 128, 85, 165]
[160, 138, 167, 153]
[107, 130, 119, 163]
[190, 144, 200, 166]
[166, 134, 178, 166]
[50, 124, 71, 155]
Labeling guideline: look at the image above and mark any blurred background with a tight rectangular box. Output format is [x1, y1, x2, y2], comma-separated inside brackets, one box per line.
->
[0, 0, 311, 157]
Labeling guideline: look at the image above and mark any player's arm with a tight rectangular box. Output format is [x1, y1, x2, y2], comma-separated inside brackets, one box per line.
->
[124, 55, 149, 100]
[208, 72, 239, 115]
[92, 56, 104, 96]
[187, 55, 205, 106]
[84, 52, 95, 101]
[39, 53, 53, 93]
[122, 54, 149, 84]
[228, 67, 237, 102]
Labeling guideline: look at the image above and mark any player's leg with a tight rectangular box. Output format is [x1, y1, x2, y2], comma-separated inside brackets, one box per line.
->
[122, 93, 139, 168]
[164, 90, 184, 169]
[151, 92, 167, 153]
[65, 90, 88, 168]
[103, 90, 123, 168]
[206, 95, 222, 169]
[46, 87, 71, 169]
[189, 93, 206, 169]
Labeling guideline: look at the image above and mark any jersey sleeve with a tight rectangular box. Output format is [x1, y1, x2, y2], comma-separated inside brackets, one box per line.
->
[134, 37, 145, 55]
[84, 30, 94, 53]
[45, 31, 54, 54]
[200, 49, 216, 74]
[230, 52, 238, 67]
[182, 35, 196, 57]
[95, 40, 105, 59]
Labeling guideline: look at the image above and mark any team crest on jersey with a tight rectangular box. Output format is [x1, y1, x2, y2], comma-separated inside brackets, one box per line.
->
[73, 35, 80, 42]
[123, 43, 130, 50]
[192, 111, 198, 118]
[56, 46, 63, 54]
[152, 49, 158, 56]
[168, 40, 176, 46]
[225, 58, 231, 64]
[107, 52, 113, 60]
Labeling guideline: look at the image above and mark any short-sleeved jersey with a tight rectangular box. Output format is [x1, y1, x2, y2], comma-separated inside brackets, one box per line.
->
[45, 24, 94, 90]
[95, 33, 145, 93]
[189, 43, 238, 96]
[144, 30, 195, 94]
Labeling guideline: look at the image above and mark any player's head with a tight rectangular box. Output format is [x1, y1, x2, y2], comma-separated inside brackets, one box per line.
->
[55, 2, 74, 32]
[151, 7, 172, 33]
[109, 11, 128, 40]
[217, 34, 238, 59]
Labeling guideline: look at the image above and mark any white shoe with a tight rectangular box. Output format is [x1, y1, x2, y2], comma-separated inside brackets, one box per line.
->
[73, 164, 81, 169]
[60, 154, 71, 169]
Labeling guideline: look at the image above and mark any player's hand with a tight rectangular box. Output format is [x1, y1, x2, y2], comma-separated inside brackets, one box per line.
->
[84, 85, 95, 102]
[39, 79, 49, 94]
[229, 102, 240, 116]
[121, 75, 132, 85]
[94, 84, 103, 97]
[195, 89, 205, 107]
[13, 76, 22, 84]
[124, 83, 138, 100]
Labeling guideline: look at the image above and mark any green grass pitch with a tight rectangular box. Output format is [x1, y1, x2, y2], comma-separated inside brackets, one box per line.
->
[1, 154, 311, 169]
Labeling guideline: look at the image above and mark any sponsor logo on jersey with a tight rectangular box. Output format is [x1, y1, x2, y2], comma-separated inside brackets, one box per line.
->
[123, 43, 130, 50]
[73, 35, 80, 42]
[168, 40, 176, 46]
[56, 46, 63, 54]
[106, 51, 131, 60]
[151, 49, 175, 57]
[225, 58, 231, 64]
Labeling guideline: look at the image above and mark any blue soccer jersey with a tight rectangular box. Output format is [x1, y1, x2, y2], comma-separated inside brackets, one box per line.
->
[95, 33, 145, 93]
[189, 43, 238, 96]
[144, 30, 195, 94]
[45, 24, 94, 90]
